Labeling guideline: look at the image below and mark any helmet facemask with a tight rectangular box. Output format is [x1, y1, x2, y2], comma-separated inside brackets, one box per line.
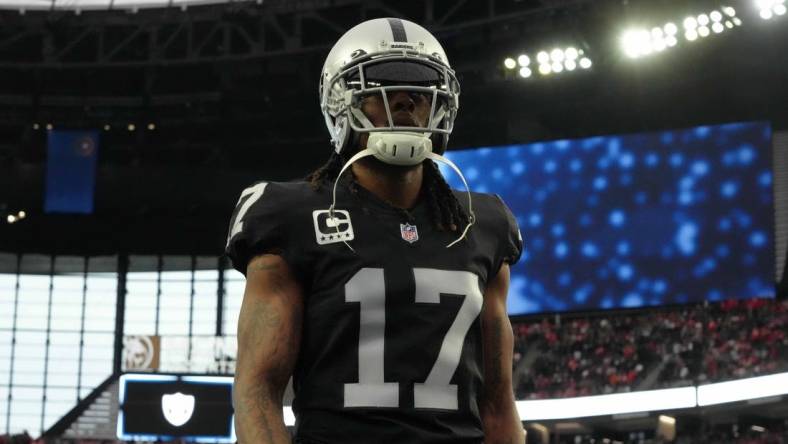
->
[322, 51, 460, 162]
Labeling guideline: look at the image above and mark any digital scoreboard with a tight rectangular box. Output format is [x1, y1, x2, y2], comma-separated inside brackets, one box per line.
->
[118, 374, 235, 442]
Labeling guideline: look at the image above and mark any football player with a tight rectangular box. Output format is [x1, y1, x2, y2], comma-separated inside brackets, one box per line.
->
[228, 18, 524, 444]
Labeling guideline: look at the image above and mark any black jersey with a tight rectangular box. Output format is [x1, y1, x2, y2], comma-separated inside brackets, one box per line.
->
[226, 179, 522, 444]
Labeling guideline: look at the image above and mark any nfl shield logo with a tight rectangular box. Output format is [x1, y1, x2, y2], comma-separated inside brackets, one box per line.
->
[400, 223, 419, 244]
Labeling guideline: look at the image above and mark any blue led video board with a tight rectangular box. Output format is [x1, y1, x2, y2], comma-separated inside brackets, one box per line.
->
[442, 122, 775, 314]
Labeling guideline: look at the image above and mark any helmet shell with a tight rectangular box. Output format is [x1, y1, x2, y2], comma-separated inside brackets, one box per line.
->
[319, 18, 459, 155]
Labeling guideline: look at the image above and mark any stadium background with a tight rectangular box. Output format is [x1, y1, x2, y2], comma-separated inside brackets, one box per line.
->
[1, 0, 787, 442]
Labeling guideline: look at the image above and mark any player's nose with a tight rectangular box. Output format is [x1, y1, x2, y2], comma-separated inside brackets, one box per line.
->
[387, 90, 415, 112]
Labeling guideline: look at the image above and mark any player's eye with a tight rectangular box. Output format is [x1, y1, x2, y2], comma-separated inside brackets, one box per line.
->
[408, 91, 429, 102]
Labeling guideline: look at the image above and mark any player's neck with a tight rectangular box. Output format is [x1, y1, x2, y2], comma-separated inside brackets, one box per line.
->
[351, 158, 423, 210]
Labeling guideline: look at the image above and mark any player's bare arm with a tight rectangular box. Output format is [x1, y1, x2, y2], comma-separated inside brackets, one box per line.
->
[234, 253, 303, 444]
[480, 263, 525, 444]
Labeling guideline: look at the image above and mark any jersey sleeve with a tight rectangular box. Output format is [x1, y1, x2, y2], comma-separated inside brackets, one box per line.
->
[225, 182, 294, 275]
[493, 194, 523, 267]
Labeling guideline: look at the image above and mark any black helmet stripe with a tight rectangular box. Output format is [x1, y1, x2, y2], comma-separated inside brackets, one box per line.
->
[387, 18, 407, 42]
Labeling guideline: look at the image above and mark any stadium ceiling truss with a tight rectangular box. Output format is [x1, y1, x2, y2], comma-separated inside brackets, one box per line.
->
[0, 0, 590, 68]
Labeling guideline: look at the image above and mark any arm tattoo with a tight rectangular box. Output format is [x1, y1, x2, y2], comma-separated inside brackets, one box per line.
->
[236, 385, 277, 443]
[235, 255, 302, 443]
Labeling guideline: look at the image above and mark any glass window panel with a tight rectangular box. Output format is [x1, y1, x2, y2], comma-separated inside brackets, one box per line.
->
[0, 275, 17, 329]
[124, 321, 155, 335]
[49, 332, 80, 347]
[47, 370, 79, 388]
[126, 279, 157, 294]
[44, 414, 65, 433]
[158, 323, 188, 336]
[160, 279, 190, 296]
[11, 386, 44, 402]
[79, 387, 92, 399]
[0, 330, 11, 345]
[195, 279, 218, 291]
[0, 273, 17, 290]
[188, 338, 217, 373]
[9, 412, 42, 436]
[83, 332, 112, 346]
[195, 269, 219, 281]
[82, 306, 115, 332]
[50, 294, 82, 331]
[81, 346, 113, 361]
[86, 273, 116, 291]
[12, 368, 45, 386]
[124, 296, 156, 334]
[80, 371, 109, 390]
[14, 342, 46, 359]
[49, 332, 79, 360]
[46, 387, 77, 403]
[158, 294, 190, 335]
[191, 311, 216, 336]
[80, 364, 111, 380]
[223, 270, 245, 336]
[127, 272, 159, 282]
[18, 274, 50, 290]
[161, 270, 193, 282]
[16, 301, 49, 329]
[52, 274, 83, 291]
[159, 336, 189, 369]
[44, 401, 74, 422]
[193, 280, 218, 336]
[85, 275, 116, 332]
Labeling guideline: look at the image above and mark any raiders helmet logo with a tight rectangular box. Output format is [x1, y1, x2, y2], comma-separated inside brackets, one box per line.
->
[349, 49, 367, 59]
[161, 392, 195, 427]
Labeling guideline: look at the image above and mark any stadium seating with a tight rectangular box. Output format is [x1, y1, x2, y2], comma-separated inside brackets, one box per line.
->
[512, 298, 788, 400]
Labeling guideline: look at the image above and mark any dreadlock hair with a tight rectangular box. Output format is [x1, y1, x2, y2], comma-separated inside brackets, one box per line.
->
[306, 151, 470, 233]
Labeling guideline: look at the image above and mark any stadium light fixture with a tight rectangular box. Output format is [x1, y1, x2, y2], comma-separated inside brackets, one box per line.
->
[697, 371, 788, 406]
[515, 387, 697, 420]
[6, 215, 16, 224]
[17, 211, 26, 219]
[756, 0, 787, 19]
[104, 124, 111, 131]
[503, 46, 591, 79]
[32, 123, 39, 130]
[46, 123, 53, 130]
[623, 6, 740, 58]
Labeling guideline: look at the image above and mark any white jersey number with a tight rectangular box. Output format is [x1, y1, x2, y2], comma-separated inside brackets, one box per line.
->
[226, 182, 267, 248]
[344, 267, 483, 410]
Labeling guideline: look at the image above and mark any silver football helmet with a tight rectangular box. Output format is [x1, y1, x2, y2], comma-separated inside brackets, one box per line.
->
[320, 17, 460, 163]
[320, 18, 474, 249]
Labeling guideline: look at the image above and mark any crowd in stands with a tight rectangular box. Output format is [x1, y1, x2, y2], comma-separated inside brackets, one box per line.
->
[556, 421, 788, 444]
[512, 298, 788, 400]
